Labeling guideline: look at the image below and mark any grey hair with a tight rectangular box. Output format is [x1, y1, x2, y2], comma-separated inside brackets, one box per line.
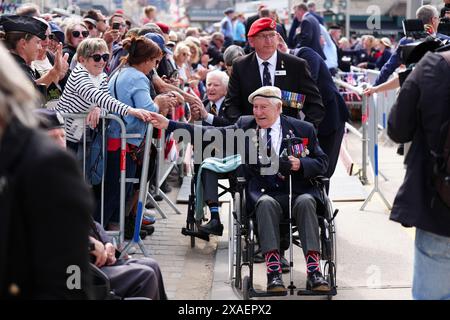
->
[223, 45, 245, 66]
[0, 42, 39, 131]
[206, 70, 229, 88]
[416, 5, 439, 24]
[76, 38, 108, 60]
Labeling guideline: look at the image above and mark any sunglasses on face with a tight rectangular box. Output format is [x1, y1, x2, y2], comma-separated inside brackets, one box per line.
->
[89, 53, 110, 62]
[72, 30, 89, 38]
[48, 34, 56, 41]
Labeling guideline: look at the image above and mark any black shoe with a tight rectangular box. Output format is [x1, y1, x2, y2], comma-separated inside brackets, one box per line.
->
[306, 271, 330, 292]
[267, 272, 287, 293]
[161, 181, 172, 193]
[197, 219, 223, 236]
[280, 255, 290, 273]
[125, 228, 148, 240]
[125, 218, 149, 240]
[152, 193, 163, 202]
[140, 224, 155, 236]
[145, 197, 155, 209]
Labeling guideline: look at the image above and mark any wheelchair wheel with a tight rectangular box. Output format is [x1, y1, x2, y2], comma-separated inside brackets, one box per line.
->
[188, 221, 196, 248]
[242, 276, 250, 300]
[234, 191, 242, 289]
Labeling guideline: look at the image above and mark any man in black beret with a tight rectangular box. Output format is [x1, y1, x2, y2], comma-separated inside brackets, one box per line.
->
[0, 15, 66, 94]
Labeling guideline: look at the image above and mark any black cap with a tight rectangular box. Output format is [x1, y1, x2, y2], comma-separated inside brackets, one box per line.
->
[34, 109, 65, 130]
[328, 24, 341, 30]
[224, 7, 234, 15]
[0, 15, 48, 40]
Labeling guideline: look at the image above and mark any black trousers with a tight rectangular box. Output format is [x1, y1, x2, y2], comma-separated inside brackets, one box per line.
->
[318, 123, 345, 179]
[200, 168, 238, 204]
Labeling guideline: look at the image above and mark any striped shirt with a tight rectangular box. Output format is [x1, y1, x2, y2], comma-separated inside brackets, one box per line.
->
[54, 65, 131, 142]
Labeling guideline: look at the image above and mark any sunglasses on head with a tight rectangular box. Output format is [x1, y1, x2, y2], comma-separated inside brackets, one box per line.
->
[72, 30, 89, 38]
[89, 53, 110, 62]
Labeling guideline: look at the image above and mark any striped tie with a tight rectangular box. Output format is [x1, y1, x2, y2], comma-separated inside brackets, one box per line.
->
[210, 103, 218, 116]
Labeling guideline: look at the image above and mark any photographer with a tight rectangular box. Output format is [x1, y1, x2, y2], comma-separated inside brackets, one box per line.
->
[387, 49, 450, 300]
[375, 5, 450, 86]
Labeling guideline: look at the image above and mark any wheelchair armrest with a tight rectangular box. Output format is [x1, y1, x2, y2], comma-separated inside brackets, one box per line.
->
[311, 176, 329, 185]
[89, 263, 112, 300]
[236, 177, 247, 185]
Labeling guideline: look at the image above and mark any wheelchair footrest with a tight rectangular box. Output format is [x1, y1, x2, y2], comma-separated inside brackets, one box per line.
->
[181, 227, 210, 242]
[249, 288, 288, 298]
[297, 287, 337, 296]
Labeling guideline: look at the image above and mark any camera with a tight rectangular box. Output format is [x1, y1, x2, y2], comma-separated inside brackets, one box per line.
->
[397, 19, 450, 86]
[112, 22, 120, 30]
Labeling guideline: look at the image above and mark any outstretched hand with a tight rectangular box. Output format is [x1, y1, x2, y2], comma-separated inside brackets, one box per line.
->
[149, 112, 169, 129]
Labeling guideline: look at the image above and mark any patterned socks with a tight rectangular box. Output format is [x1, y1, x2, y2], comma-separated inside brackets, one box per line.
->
[306, 251, 320, 274]
[265, 250, 281, 274]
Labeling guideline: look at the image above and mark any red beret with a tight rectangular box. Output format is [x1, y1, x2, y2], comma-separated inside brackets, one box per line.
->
[248, 17, 277, 37]
[156, 22, 170, 34]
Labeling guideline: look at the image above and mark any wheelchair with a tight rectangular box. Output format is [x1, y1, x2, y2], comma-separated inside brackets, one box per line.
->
[230, 176, 338, 300]
[182, 166, 239, 247]
[89, 263, 151, 300]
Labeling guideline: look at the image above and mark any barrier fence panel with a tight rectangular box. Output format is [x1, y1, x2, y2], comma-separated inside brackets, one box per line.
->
[360, 95, 392, 211]
[145, 129, 182, 217]
[333, 77, 369, 184]
[122, 123, 154, 257]
[61, 113, 153, 248]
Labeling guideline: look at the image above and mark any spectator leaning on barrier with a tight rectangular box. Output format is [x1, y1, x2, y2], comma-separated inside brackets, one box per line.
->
[100, 36, 163, 232]
[0, 42, 93, 299]
[387, 49, 450, 300]
[53, 38, 152, 154]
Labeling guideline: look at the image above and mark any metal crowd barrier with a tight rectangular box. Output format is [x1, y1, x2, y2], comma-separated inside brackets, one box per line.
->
[60, 113, 156, 252]
[333, 78, 392, 211]
[350, 66, 397, 133]
[145, 129, 182, 217]
[334, 78, 369, 185]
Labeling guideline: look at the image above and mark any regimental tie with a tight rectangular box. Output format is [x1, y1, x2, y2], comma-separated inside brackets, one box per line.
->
[210, 102, 218, 116]
[266, 127, 272, 158]
[262, 61, 272, 86]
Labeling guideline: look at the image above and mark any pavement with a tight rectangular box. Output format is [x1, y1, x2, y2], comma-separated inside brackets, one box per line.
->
[131, 127, 414, 300]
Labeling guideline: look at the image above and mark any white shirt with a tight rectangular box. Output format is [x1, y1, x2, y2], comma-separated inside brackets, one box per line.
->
[260, 116, 282, 155]
[205, 96, 225, 124]
[256, 51, 277, 87]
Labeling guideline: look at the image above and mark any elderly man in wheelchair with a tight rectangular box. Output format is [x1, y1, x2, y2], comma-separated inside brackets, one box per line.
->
[149, 86, 331, 294]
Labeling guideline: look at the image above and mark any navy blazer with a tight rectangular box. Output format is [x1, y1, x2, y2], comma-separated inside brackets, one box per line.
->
[294, 47, 349, 136]
[223, 50, 325, 128]
[294, 13, 326, 60]
[167, 114, 328, 203]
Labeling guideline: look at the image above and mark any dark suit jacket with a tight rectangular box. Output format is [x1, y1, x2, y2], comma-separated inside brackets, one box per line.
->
[223, 50, 324, 128]
[388, 52, 450, 238]
[294, 47, 349, 136]
[202, 99, 229, 127]
[207, 42, 224, 66]
[167, 114, 328, 203]
[245, 14, 260, 37]
[294, 13, 325, 60]
[0, 119, 93, 299]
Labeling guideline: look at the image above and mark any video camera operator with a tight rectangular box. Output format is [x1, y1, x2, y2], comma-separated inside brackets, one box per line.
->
[387, 44, 450, 300]
[374, 5, 450, 86]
